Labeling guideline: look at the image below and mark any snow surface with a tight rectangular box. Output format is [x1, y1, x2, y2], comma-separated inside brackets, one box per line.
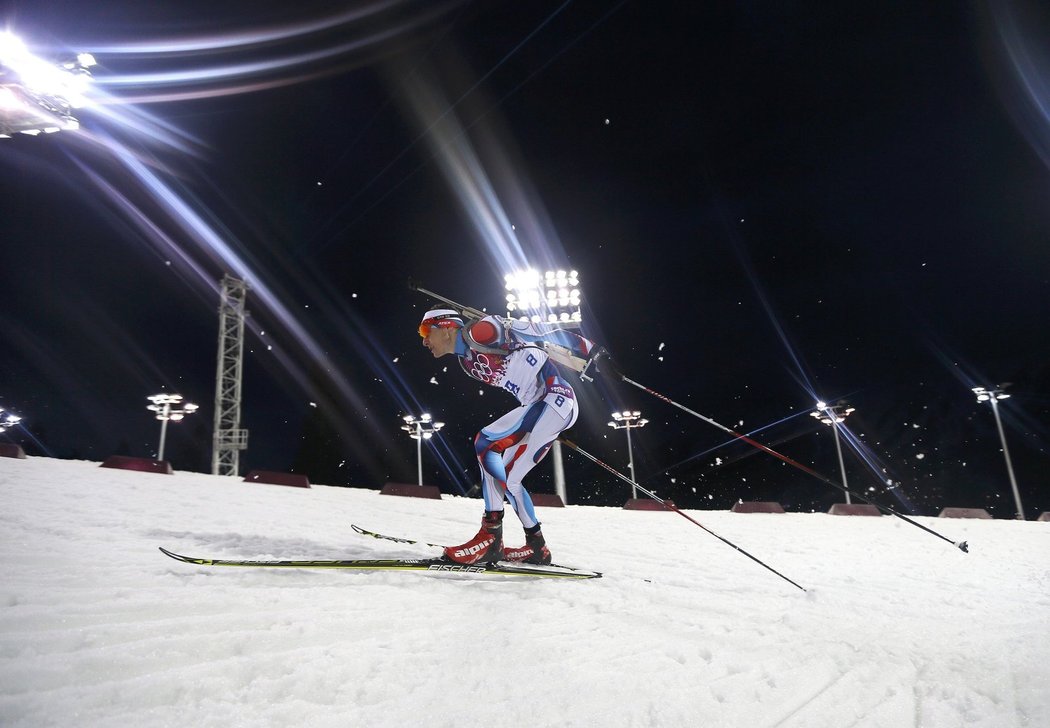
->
[1, 456, 1048, 728]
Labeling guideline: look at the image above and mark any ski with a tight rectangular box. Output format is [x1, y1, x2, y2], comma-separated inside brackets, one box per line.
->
[350, 523, 590, 573]
[159, 547, 601, 579]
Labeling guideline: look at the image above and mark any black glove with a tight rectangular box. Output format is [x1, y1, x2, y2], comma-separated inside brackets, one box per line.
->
[581, 347, 620, 381]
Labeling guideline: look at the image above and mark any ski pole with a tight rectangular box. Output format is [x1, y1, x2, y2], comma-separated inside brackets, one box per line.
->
[558, 437, 807, 593]
[611, 370, 969, 554]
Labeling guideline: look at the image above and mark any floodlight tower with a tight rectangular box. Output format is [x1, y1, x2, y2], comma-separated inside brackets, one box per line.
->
[972, 386, 1024, 520]
[608, 410, 648, 498]
[504, 268, 584, 504]
[212, 275, 250, 476]
[401, 413, 444, 486]
[147, 394, 198, 461]
[810, 401, 855, 504]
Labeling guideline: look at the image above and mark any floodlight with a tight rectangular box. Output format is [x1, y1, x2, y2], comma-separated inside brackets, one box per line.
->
[503, 266, 584, 327]
[607, 409, 648, 497]
[812, 401, 854, 503]
[0, 407, 23, 434]
[146, 393, 198, 461]
[973, 385, 1024, 519]
[0, 31, 95, 138]
[504, 269, 540, 292]
[401, 413, 444, 485]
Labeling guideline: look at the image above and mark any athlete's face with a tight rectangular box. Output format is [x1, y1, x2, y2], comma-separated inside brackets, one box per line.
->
[423, 325, 457, 357]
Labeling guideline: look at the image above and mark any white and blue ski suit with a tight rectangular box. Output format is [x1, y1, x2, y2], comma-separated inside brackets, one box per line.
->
[453, 315, 596, 528]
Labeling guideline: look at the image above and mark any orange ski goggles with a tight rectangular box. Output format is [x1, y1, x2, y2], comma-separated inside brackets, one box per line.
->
[418, 316, 462, 338]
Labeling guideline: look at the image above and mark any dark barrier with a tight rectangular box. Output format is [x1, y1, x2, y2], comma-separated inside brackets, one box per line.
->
[380, 482, 442, 499]
[623, 498, 676, 511]
[828, 503, 882, 516]
[0, 443, 26, 459]
[100, 455, 172, 474]
[530, 493, 565, 507]
[243, 470, 311, 488]
[731, 501, 785, 514]
[937, 507, 992, 519]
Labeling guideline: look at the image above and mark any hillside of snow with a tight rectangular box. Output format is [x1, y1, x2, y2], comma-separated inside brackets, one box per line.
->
[1, 456, 1047, 727]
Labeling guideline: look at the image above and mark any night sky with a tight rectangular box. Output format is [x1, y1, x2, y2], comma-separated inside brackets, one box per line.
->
[2, 1, 1048, 518]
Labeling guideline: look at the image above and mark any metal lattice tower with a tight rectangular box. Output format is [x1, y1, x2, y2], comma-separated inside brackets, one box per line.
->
[212, 275, 250, 476]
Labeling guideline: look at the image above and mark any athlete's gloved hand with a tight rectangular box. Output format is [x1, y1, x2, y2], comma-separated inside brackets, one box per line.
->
[581, 347, 619, 381]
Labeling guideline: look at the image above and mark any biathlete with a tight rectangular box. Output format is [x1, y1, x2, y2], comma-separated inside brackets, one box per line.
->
[418, 307, 599, 564]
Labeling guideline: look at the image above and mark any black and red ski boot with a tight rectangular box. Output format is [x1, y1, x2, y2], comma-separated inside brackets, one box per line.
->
[503, 524, 552, 565]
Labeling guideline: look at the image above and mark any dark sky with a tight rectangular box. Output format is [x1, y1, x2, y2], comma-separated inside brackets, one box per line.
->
[2, 1, 1048, 518]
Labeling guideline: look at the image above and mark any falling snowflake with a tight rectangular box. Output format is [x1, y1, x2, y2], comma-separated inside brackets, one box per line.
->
[430, 377, 439, 385]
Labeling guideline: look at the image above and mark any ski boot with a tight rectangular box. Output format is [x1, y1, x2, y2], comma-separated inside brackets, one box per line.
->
[444, 511, 503, 564]
[503, 523, 552, 565]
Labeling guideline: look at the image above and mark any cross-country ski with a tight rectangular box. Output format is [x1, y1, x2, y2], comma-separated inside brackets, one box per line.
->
[349, 522, 596, 572]
[159, 546, 602, 579]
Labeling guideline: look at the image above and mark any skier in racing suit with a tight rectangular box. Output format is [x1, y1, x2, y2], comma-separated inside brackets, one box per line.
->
[418, 307, 597, 565]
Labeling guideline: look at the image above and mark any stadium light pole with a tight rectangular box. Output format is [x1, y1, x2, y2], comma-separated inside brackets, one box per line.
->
[504, 267, 583, 504]
[147, 394, 198, 461]
[972, 386, 1024, 520]
[810, 401, 855, 504]
[608, 410, 648, 498]
[401, 413, 443, 486]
